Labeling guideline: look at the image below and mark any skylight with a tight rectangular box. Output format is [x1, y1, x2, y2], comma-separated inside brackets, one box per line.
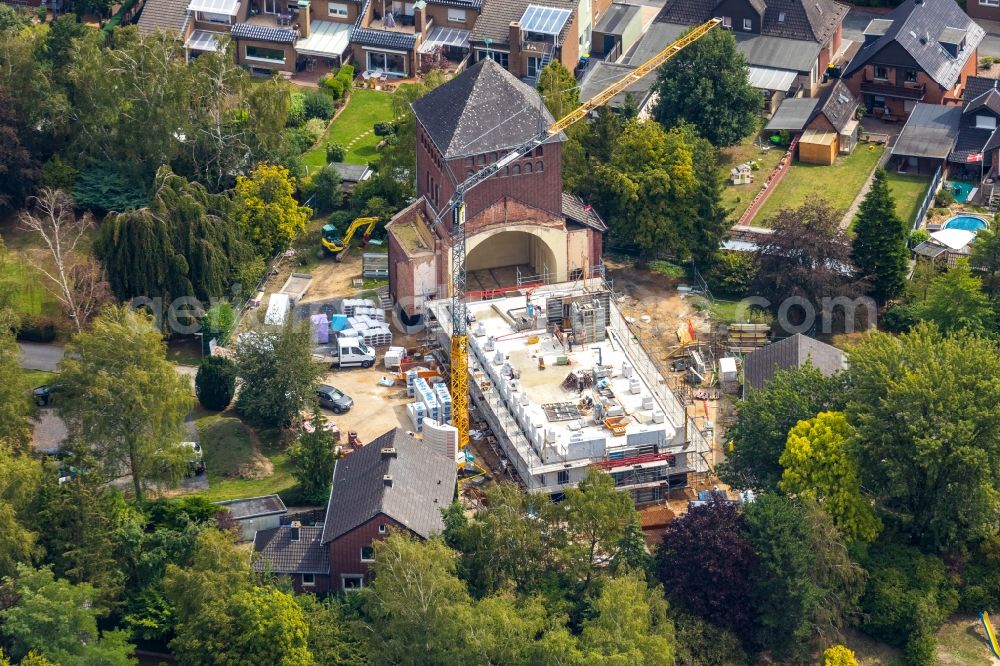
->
[520, 5, 573, 36]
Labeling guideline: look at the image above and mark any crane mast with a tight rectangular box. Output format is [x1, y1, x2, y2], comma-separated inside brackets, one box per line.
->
[439, 18, 722, 450]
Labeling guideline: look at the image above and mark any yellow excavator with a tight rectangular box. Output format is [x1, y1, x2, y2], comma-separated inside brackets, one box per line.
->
[321, 216, 378, 261]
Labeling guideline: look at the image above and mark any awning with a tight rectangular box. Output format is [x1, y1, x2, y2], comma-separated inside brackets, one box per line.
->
[418, 26, 470, 54]
[185, 29, 222, 52]
[520, 4, 572, 35]
[187, 0, 239, 15]
[296, 20, 351, 58]
[747, 65, 797, 92]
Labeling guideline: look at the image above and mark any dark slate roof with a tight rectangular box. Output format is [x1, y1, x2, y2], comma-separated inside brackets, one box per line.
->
[843, 0, 984, 90]
[578, 61, 656, 111]
[470, 0, 575, 44]
[891, 102, 962, 159]
[948, 127, 992, 163]
[412, 58, 564, 159]
[215, 494, 287, 520]
[963, 75, 1000, 103]
[813, 79, 858, 132]
[351, 26, 417, 50]
[655, 0, 848, 44]
[231, 23, 298, 43]
[330, 163, 372, 183]
[594, 2, 641, 35]
[764, 97, 819, 131]
[562, 192, 607, 231]
[253, 526, 330, 574]
[136, 0, 190, 36]
[745, 333, 846, 390]
[430, 0, 483, 8]
[321, 428, 456, 544]
[964, 89, 1000, 117]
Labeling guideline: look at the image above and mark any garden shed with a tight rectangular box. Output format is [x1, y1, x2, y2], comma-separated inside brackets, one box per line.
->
[798, 129, 838, 165]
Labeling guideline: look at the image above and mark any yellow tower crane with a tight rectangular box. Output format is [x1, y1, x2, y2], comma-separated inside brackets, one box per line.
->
[433, 18, 723, 450]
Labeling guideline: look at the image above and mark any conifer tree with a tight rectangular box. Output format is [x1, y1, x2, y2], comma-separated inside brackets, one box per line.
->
[851, 168, 908, 304]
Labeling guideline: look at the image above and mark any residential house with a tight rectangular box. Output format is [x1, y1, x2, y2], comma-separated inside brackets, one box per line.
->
[321, 428, 456, 591]
[842, 0, 984, 121]
[629, 0, 849, 99]
[349, 0, 483, 78]
[386, 58, 605, 322]
[137, 0, 355, 74]
[253, 523, 331, 592]
[965, 0, 1000, 24]
[252, 428, 456, 592]
[946, 82, 1000, 181]
[744, 332, 846, 390]
[468, 0, 615, 82]
[591, 2, 643, 62]
[215, 494, 287, 541]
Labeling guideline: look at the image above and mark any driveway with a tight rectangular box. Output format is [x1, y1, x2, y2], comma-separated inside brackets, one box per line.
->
[19, 342, 65, 372]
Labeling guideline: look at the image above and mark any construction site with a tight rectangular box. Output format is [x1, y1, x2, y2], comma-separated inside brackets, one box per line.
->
[424, 279, 715, 506]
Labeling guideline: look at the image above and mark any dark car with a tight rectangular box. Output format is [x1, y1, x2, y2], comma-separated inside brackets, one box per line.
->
[317, 384, 353, 414]
[33, 384, 64, 407]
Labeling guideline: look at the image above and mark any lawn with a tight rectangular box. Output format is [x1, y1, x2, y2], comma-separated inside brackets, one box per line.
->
[884, 172, 932, 229]
[753, 144, 886, 224]
[0, 257, 59, 317]
[718, 137, 786, 222]
[302, 88, 397, 172]
[22, 369, 55, 387]
[195, 413, 296, 502]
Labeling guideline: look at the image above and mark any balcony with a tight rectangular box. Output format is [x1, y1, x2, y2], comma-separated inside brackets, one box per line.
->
[860, 76, 926, 100]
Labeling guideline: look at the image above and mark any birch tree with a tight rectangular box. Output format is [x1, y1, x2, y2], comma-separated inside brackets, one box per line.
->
[17, 188, 96, 332]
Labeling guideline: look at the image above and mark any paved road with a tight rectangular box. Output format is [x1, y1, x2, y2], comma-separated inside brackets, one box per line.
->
[845, 8, 1000, 59]
[18, 342, 65, 372]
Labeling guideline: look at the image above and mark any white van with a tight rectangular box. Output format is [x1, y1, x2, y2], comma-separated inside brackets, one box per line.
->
[332, 336, 376, 369]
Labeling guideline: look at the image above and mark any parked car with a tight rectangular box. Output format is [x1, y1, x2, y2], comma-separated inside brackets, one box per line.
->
[32, 384, 63, 406]
[317, 384, 353, 414]
[181, 441, 206, 476]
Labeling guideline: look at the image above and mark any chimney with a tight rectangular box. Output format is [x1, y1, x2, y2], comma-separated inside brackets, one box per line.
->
[414, 4, 426, 34]
[289, 520, 301, 542]
[509, 21, 523, 75]
[380, 447, 398, 458]
[383, 474, 394, 486]
[301, 0, 310, 39]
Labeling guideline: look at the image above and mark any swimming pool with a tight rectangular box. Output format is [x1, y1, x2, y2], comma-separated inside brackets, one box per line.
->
[946, 181, 975, 203]
[943, 215, 989, 232]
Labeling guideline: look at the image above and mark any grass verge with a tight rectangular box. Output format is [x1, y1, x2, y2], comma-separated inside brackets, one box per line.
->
[754, 144, 885, 223]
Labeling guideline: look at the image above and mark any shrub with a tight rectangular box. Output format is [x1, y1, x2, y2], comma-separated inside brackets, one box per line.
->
[306, 164, 344, 214]
[284, 127, 313, 154]
[336, 63, 354, 83]
[909, 229, 930, 247]
[880, 302, 918, 333]
[321, 74, 345, 99]
[15, 314, 58, 343]
[934, 189, 954, 207]
[373, 121, 396, 137]
[303, 118, 326, 144]
[195, 355, 238, 411]
[982, 56, 996, 68]
[648, 260, 685, 279]
[326, 142, 346, 162]
[303, 90, 335, 120]
[704, 250, 758, 296]
[287, 92, 306, 127]
[200, 303, 236, 345]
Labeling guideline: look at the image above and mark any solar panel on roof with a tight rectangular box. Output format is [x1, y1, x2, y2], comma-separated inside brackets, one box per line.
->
[520, 4, 572, 36]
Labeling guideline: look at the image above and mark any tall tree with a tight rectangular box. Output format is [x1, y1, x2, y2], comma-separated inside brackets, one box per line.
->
[753, 201, 868, 330]
[779, 411, 881, 543]
[654, 501, 757, 642]
[971, 227, 1000, 298]
[363, 534, 471, 665]
[851, 168, 908, 304]
[0, 564, 136, 665]
[720, 363, 845, 491]
[591, 119, 699, 262]
[287, 416, 336, 504]
[96, 167, 255, 306]
[578, 576, 676, 666]
[560, 468, 645, 591]
[234, 319, 322, 428]
[57, 306, 192, 500]
[378, 69, 447, 183]
[232, 163, 311, 257]
[652, 28, 759, 147]
[0, 447, 42, 578]
[0, 312, 32, 451]
[916, 259, 993, 334]
[17, 188, 96, 332]
[846, 324, 1000, 550]
[536, 61, 579, 119]
[0, 85, 39, 212]
[296, 595, 372, 666]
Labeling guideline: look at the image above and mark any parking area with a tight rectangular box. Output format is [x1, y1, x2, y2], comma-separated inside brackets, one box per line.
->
[317, 363, 414, 443]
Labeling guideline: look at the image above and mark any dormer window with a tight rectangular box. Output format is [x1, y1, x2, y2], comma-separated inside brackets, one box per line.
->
[743, 18, 752, 31]
[976, 114, 997, 130]
[938, 27, 967, 58]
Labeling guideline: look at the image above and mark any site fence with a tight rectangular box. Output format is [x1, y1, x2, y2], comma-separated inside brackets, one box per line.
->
[912, 164, 942, 230]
